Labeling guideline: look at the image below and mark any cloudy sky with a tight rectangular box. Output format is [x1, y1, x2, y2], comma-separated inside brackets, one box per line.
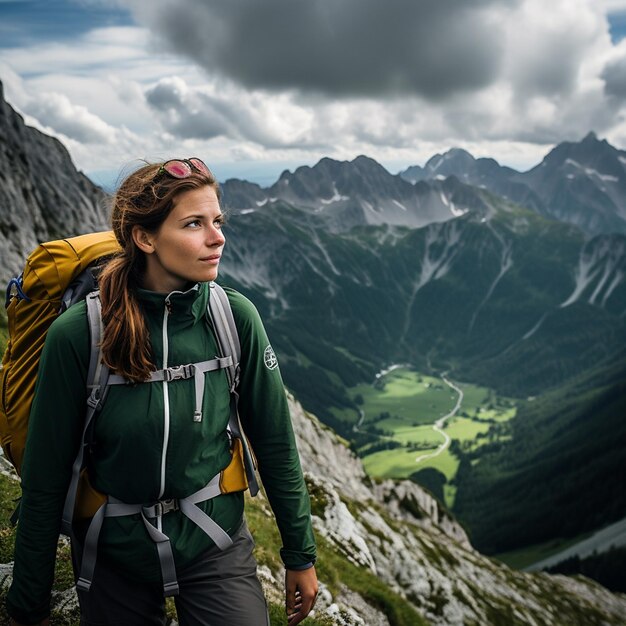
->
[3, 0, 626, 187]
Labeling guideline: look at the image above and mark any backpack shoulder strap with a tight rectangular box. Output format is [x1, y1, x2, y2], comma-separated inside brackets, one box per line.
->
[208, 283, 240, 392]
[61, 292, 110, 534]
[208, 282, 259, 496]
[85, 293, 104, 390]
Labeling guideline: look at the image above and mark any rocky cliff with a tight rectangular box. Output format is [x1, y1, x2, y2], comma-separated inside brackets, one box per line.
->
[0, 81, 108, 280]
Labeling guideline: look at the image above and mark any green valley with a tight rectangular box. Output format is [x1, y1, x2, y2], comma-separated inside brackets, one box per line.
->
[332, 367, 517, 507]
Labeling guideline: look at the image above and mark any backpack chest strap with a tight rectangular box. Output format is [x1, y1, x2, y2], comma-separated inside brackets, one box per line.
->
[106, 356, 233, 422]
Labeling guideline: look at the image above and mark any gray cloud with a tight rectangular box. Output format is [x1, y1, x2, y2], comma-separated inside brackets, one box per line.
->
[506, 13, 604, 100]
[129, 0, 517, 99]
[145, 78, 328, 149]
[145, 81, 228, 139]
[602, 55, 626, 99]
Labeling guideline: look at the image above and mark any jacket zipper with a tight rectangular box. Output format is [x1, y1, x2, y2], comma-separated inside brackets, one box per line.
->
[157, 286, 198, 529]
[157, 298, 172, 530]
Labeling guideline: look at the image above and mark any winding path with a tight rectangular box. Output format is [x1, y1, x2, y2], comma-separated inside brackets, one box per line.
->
[353, 409, 365, 432]
[414, 374, 463, 464]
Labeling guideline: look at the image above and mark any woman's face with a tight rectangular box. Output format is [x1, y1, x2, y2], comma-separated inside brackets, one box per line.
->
[136, 185, 226, 293]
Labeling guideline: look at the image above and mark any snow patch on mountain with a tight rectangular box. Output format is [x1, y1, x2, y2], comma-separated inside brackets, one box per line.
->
[561, 238, 625, 308]
[522, 313, 548, 340]
[321, 185, 350, 205]
[564, 158, 620, 183]
[401, 221, 463, 339]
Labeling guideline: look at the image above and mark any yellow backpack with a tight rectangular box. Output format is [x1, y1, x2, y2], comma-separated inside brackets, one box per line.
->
[0, 231, 120, 473]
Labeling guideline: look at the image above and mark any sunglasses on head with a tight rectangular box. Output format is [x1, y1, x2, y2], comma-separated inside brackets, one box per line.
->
[159, 157, 212, 179]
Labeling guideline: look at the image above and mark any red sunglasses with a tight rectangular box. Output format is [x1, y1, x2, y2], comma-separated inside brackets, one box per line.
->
[159, 157, 212, 179]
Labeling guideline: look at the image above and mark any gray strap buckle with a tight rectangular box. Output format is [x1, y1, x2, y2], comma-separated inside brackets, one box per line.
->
[148, 498, 179, 517]
[164, 364, 196, 382]
[86, 394, 100, 410]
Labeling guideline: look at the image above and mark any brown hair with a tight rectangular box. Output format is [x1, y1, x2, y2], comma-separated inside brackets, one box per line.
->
[99, 161, 219, 382]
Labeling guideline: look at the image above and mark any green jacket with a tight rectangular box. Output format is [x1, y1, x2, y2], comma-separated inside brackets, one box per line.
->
[7, 283, 316, 624]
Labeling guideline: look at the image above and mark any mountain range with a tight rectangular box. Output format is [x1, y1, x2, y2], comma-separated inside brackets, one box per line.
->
[221, 130, 626, 237]
[0, 78, 625, 610]
[400, 132, 626, 236]
[217, 179, 625, 420]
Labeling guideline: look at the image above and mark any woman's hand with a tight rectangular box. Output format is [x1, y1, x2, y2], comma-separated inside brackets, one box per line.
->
[285, 566, 319, 624]
[10, 619, 50, 626]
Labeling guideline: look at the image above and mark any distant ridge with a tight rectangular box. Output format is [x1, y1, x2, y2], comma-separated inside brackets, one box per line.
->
[400, 131, 626, 235]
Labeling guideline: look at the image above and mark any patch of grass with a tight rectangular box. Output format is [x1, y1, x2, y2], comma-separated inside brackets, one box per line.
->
[246, 493, 285, 572]
[353, 370, 457, 427]
[362, 447, 429, 478]
[305, 478, 331, 519]
[52, 540, 76, 590]
[446, 416, 491, 440]
[0, 472, 21, 563]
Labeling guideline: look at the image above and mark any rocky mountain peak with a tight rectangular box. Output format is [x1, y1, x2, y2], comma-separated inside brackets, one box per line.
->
[582, 130, 601, 144]
[540, 131, 618, 170]
[275, 155, 394, 190]
[425, 147, 476, 173]
[402, 148, 489, 185]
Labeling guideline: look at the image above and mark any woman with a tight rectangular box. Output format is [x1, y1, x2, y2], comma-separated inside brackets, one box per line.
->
[7, 158, 318, 625]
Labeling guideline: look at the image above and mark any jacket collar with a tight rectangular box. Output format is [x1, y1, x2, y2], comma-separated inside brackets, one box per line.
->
[136, 282, 209, 323]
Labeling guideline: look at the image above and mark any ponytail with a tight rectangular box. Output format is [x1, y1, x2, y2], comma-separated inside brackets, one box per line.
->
[99, 254, 153, 383]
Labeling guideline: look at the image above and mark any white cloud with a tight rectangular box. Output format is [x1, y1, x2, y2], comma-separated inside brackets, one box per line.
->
[25, 92, 116, 143]
[598, 0, 626, 10]
[503, 0, 606, 97]
[2, 27, 151, 75]
[145, 76, 319, 148]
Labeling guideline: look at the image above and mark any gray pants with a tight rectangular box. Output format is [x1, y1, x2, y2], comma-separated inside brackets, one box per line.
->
[75, 521, 270, 626]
